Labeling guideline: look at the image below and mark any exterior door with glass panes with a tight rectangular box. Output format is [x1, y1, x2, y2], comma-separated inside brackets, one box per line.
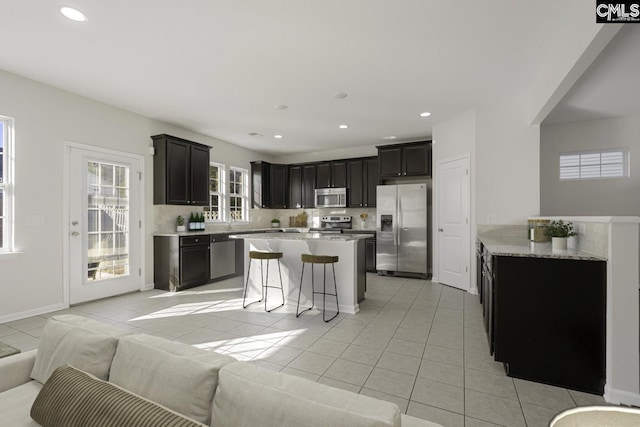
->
[68, 146, 142, 304]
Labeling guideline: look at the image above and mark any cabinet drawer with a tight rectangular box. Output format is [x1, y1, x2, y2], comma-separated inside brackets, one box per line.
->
[180, 235, 208, 246]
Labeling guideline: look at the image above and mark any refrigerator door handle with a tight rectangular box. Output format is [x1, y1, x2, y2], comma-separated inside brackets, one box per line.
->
[397, 197, 402, 247]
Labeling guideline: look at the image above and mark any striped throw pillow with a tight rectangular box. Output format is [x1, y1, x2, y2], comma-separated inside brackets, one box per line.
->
[31, 365, 206, 427]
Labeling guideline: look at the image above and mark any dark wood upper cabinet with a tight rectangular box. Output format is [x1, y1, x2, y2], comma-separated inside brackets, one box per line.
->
[348, 157, 378, 208]
[270, 164, 288, 209]
[347, 160, 364, 207]
[316, 160, 347, 188]
[289, 164, 317, 208]
[364, 157, 379, 207]
[152, 134, 210, 205]
[250, 161, 270, 208]
[288, 165, 303, 209]
[302, 164, 316, 208]
[250, 161, 288, 209]
[377, 141, 432, 178]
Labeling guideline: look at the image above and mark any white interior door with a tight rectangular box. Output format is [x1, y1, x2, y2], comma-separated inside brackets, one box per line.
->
[68, 146, 142, 304]
[437, 155, 470, 291]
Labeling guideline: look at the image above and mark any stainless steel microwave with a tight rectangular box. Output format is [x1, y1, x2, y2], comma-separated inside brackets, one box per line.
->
[315, 188, 347, 208]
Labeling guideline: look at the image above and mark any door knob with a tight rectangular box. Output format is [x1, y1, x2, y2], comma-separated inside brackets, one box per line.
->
[72, 220, 78, 226]
[71, 231, 80, 236]
[438, 228, 444, 232]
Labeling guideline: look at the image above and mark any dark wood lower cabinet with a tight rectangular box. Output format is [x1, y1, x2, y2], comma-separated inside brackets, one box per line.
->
[365, 238, 376, 272]
[154, 235, 209, 291]
[480, 252, 606, 394]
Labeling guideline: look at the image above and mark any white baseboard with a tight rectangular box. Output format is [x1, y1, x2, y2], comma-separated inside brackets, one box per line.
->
[604, 384, 640, 406]
[141, 282, 155, 291]
[431, 275, 438, 283]
[0, 303, 67, 324]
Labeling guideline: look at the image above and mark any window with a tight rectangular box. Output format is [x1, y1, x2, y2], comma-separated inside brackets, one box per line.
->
[207, 163, 248, 222]
[207, 162, 225, 221]
[229, 167, 248, 221]
[0, 116, 13, 252]
[560, 149, 628, 180]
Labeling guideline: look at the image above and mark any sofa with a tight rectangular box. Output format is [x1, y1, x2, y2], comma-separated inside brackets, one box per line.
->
[0, 315, 439, 427]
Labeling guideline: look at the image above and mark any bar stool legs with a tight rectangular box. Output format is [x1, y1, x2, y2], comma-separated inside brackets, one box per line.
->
[243, 251, 285, 312]
[296, 254, 339, 322]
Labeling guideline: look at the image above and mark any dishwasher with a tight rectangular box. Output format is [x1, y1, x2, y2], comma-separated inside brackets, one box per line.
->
[210, 234, 236, 280]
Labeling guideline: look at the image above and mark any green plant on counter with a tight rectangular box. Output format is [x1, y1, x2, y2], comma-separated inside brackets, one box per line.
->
[176, 215, 185, 226]
[271, 218, 280, 224]
[545, 220, 577, 238]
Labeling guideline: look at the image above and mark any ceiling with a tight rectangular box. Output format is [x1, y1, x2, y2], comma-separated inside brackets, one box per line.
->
[0, 1, 593, 155]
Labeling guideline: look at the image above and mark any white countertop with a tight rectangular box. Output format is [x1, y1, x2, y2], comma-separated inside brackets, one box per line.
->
[230, 232, 373, 242]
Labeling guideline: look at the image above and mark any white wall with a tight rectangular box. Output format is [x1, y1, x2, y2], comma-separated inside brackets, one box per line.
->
[0, 70, 268, 322]
[273, 143, 378, 164]
[541, 115, 640, 216]
[476, 95, 541, 225]
[431, 110, 476, 289]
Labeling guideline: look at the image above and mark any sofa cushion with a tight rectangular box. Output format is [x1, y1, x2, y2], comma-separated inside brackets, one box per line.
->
[212, 362, 402, 427]
[30, 315, 123, 384]
[0, 381, 42, 427]
[31, 365, 205, 427]
[109, 334, 235, 425]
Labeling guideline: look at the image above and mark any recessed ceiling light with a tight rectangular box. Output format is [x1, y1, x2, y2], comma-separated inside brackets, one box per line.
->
[382, 136, 397, 140]
[274, 134, 283, 139]
[338, 124, 349, 129]
[420, 112, 431, 117]
[333, 92, 348, 99]
[274, 104, 288, 110]
[60, 6, 88, 22]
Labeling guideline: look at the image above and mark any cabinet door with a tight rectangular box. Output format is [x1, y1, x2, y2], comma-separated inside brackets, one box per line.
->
[302, 164, 316, 208]
[180, 244, 210, 288]
[166, 139, 191, 204]
[288, 165, 303, 209]
[316, 162, 331, 188]
[365, 238, 376, 272]
[331, 161, 347, 188]
[251, 161, 270, 208]
[403, 143, 431, 176]
[347, 159, 364, 207]
[190, 144, 210, 205]
[378, 146, 402, 178]
[364, 157, 378, 207]
[270, 164, 288, 209]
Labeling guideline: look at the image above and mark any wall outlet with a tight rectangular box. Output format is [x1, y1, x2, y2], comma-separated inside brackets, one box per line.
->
[486, 214, 498, 224]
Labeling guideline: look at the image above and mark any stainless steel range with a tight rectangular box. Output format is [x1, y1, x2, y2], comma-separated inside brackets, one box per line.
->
[309, 216, 352, 234]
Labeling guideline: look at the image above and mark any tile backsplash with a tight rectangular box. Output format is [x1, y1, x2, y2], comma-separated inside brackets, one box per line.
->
[153, 205, 377, 233]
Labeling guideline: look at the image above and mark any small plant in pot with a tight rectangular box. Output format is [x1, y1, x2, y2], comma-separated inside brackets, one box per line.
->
[546, 220, 576, 250]
[271, 218, 280, 228]
[176, 215, 186, 232]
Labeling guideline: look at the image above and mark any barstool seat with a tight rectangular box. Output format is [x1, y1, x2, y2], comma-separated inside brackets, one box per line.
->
[296, 254, 339, 322]
[243, 251, 285, 312]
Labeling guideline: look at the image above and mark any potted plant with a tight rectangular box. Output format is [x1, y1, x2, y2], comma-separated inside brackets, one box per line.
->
[271, 218, 280, 228]
[546, 220, 576, 250]
[176, 215, 186, 232]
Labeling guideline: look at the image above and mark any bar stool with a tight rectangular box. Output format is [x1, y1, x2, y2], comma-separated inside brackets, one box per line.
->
[243, 251, 285, 312]
[296, 254, 339, 322]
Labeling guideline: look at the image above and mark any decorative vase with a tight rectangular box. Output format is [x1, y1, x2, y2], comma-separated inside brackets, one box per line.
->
[360, 220, 366, 228]
[552, 236, 568, 251]
[176, 225, 186, 233]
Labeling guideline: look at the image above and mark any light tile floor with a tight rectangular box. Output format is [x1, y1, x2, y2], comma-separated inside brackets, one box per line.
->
[1, 274, 607, 426]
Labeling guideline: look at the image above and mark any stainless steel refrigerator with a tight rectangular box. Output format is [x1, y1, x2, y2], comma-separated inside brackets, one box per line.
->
[376, 183, 429, 278]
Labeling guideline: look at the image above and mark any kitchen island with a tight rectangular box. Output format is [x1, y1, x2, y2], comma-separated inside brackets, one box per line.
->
[231, 233, 371, 314]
